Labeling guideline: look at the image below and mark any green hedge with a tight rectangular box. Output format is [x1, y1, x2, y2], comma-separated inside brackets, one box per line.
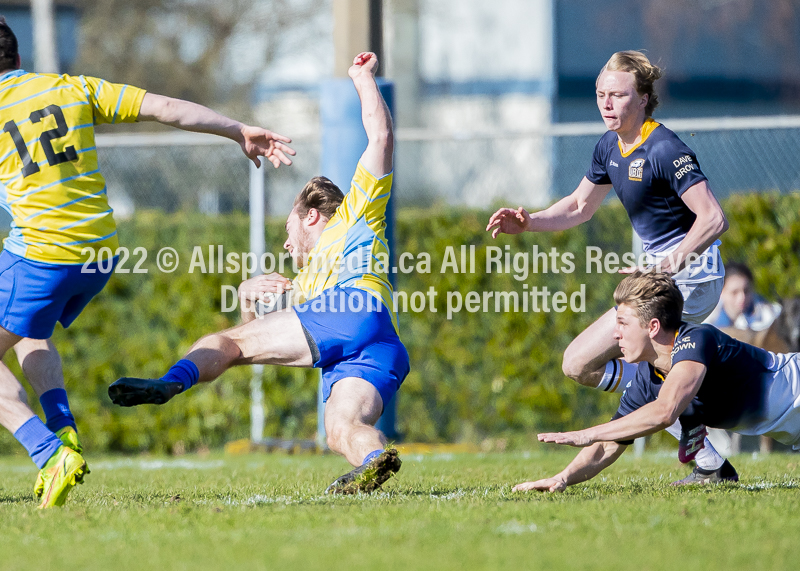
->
[1, 193, 799, 454]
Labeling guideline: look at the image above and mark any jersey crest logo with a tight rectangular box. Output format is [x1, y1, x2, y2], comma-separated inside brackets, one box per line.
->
[628, 158, 645, 181]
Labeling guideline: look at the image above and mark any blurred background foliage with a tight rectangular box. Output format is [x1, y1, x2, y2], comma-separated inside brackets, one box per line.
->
[1, 193, 798, 455]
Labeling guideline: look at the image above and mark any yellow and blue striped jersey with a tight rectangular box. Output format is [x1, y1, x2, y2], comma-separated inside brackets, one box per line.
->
[0, 69, 146, 263]
[293, 162, 398, 331]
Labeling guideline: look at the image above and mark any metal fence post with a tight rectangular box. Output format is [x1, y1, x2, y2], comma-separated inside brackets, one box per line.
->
[249, 161, 266, 443]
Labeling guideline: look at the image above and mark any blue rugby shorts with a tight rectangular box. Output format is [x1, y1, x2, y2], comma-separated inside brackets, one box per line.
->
[0, 249, 117, 339]
[294, 286, 409, 410]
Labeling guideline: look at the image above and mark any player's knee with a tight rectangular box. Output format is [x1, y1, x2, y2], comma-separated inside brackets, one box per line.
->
[562, 354, 598, 387]
[326, 424, 348, 453]
[561, 350, 582, 381]
[197, 332, 242, 362]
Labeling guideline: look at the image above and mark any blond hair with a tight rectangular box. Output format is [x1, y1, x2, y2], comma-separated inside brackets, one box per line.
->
[293, 176, 344, 220]
[613, 270, 683, 330]
[598, 51, 663, 117]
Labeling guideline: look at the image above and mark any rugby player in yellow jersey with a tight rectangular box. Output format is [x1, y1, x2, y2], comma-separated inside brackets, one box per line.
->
[0, 16, 294, 508]
[110, 52, 409, 495]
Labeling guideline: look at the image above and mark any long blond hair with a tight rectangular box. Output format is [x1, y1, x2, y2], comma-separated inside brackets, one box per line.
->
[598, 51, 663, 117]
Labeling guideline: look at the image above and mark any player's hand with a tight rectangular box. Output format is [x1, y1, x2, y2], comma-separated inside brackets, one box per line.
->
[486, 207, 533, 238]
[348, 52, 379, 80]
[513, 478, 567, 493]
[238, 273, 292, 304]
[537, 430, 593, 447]
[239, 126, 296, 168]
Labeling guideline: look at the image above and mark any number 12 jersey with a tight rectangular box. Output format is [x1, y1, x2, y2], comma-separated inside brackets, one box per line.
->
[0, 70, 145, 263]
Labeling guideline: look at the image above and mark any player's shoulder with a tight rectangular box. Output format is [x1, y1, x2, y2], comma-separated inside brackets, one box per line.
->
[644, 122, 693, 157]
[353, 160, 392, 187]
[677, 321, 717, 341]
[671, 322, 719, 361]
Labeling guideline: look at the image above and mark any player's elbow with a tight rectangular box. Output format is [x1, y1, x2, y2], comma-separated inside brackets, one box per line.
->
[370, 129, 393, 154]
[574, 203, 595, 224]
[717, 212, 729, 236]
[704, 207, 728, 239]
[655, 404, 679, 428]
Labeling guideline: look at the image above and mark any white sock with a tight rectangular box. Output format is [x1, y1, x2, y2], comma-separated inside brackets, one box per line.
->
[597, 359, 636, 393]
[694, 439, 725, 471]
[665, 420, 725, 471]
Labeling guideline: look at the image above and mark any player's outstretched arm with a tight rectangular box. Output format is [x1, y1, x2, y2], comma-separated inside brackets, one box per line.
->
[138, 93, 296, 168]
[486, 178, 612, 238]
[349, 52, 393, 178]
[540, 360, 707, 446]
[513, 441, 627, 492]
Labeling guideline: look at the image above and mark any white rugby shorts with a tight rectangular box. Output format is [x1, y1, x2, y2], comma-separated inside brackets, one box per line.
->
[733, 352, 800, 448]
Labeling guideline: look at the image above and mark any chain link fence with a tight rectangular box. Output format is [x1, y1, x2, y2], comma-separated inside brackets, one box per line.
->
[93, 116, 800, 220]
[96, 132, 320, 219]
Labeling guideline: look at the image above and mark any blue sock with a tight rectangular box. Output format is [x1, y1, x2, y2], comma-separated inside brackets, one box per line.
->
[39, 388, 76, 433]
[14, 416, 64, 469]
[362, 449, 383, 466]
[161, 359, 200, 392]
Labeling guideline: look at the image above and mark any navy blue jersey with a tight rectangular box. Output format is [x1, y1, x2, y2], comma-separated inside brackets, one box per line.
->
[585, 119, 708, 253]
[612, 323, 778, 442]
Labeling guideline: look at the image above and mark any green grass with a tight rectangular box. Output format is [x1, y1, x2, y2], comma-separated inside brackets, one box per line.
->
[2, 450, 799, 571]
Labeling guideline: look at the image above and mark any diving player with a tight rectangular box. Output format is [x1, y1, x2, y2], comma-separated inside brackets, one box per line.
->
[486, 51, 733, 483]
[514, 270, 800, 492]
[0, 16, 294, 508]
[109, 52, 409, 495]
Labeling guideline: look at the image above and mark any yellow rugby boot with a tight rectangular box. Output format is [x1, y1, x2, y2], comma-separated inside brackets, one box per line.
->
[37, 446, 87, 509]
[34, 427, 85, 499]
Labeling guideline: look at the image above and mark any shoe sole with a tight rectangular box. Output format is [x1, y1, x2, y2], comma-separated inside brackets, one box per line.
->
[671, 474, 739, 486]
[108, 379, 176, 407]
[327, 449, 402, 495]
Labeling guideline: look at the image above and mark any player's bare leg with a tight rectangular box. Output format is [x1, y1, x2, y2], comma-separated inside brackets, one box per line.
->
[323, 377, 401, 494]
[562, 308, 621, 388]
[324, 378, 385, 466]
[14, 338, 66, 395]
[0, 328, 37, 433]
[186, 309, 314, 382]
[109, 309, 313, 406]
[0, 328, 86, 507]
[15, 338, 84, 500]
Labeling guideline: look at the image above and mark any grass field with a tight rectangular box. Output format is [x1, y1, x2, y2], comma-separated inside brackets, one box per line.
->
[2, 449, 799, 571]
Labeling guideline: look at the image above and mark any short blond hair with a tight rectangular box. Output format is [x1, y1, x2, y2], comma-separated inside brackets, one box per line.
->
[614, 270, 683, 330]
[293, 176, 344, 220]
[598, 51, 663, 117]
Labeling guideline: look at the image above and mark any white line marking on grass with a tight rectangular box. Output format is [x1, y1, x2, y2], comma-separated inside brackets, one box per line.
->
[496, 520, 538, 534]
[741, 479, 800, 490]
[429, 489, 466, 500]
[92, 459, 225, 470]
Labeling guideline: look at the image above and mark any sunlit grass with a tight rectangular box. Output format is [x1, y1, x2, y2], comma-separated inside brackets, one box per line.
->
[2, 450, 799, 571]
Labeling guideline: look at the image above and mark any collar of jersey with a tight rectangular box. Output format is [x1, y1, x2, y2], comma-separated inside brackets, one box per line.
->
[0, 69, 27, 83]
[617, 117, 660, 157]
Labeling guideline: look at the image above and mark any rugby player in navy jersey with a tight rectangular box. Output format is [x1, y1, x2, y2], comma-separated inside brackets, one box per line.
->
[513, 271, 800, 492]
[486, 51, 732, 483]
